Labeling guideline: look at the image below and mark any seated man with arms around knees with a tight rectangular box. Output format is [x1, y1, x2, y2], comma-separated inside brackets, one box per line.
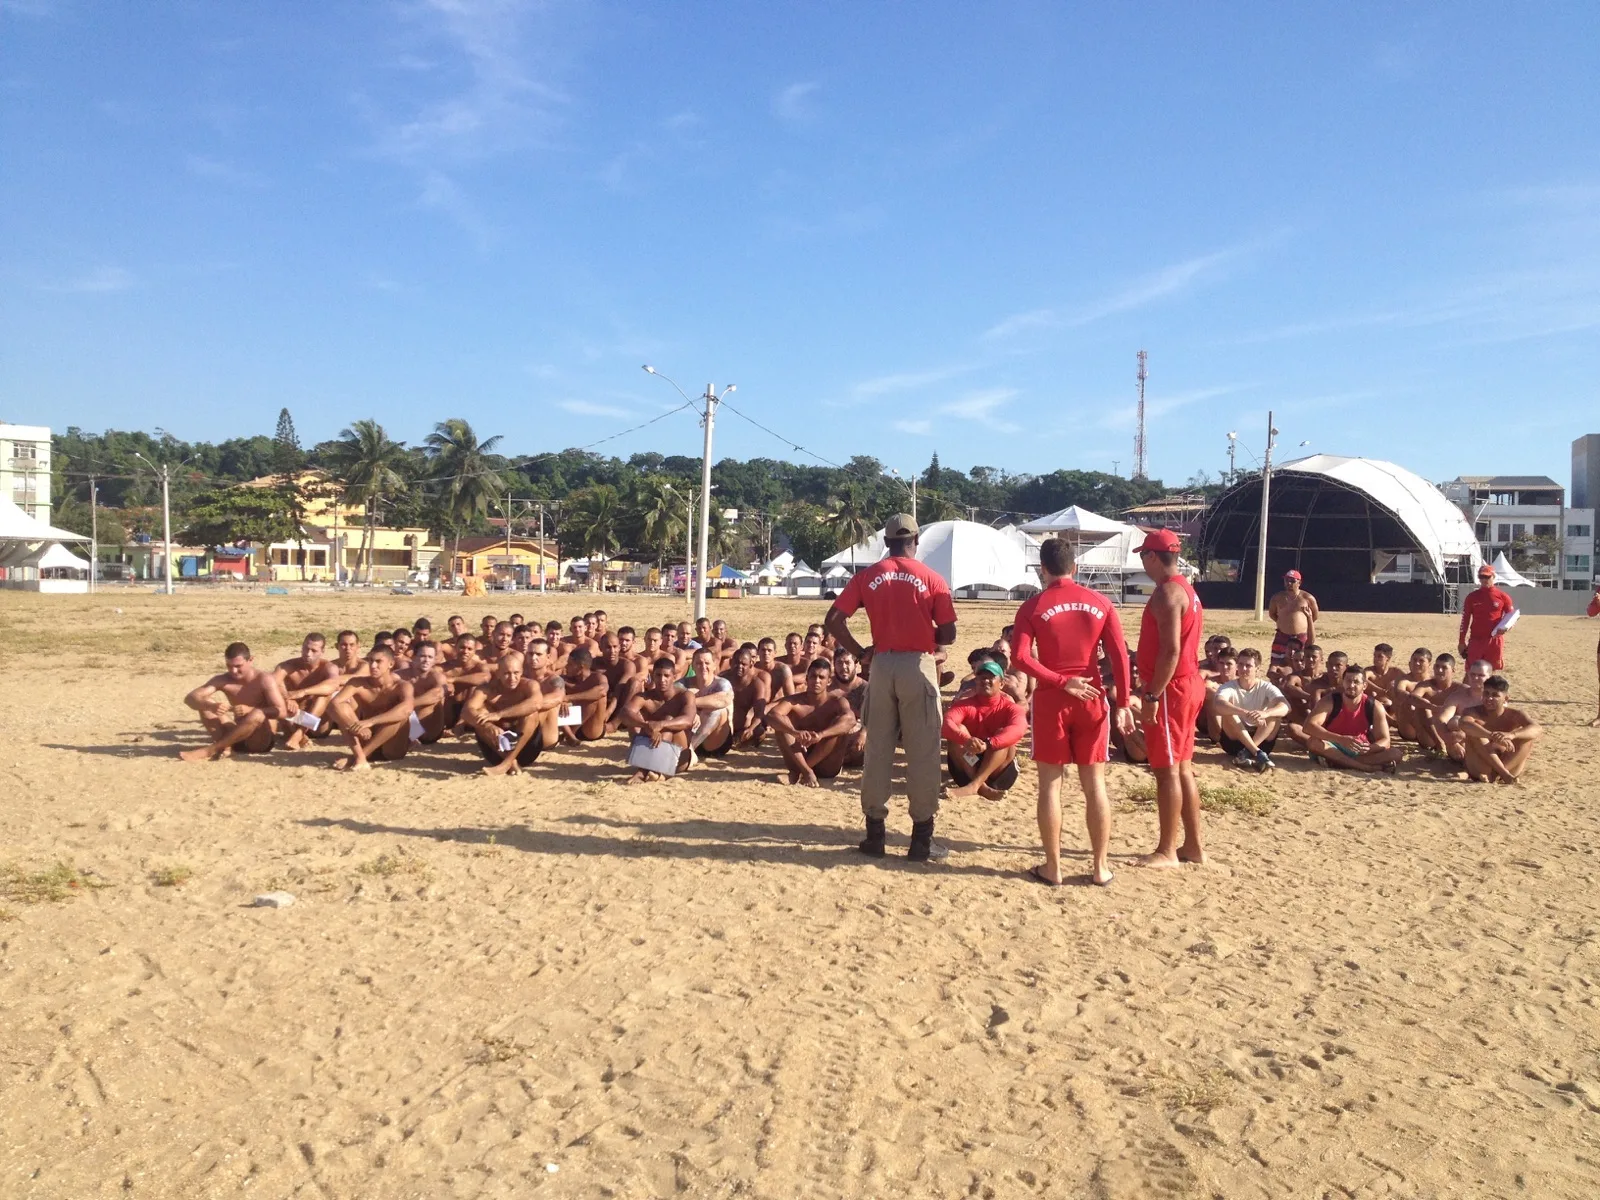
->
[1211, 648, 1289, 773]
[724, 644, 772, 748]
[398, 638, 452, 743]
[327, 646, 416, 771]
[619, 657, 698, 784]
[181, 642, 288, 761]
[275, 633, 340, 749]
[679, 646, 736, 767]
[830, 646, 868, 769]
[558, 648, 611, 743]
[941, 659, 1028, 800]
[1457, 675, 1543, 783]
[460, 651, 559, 776]
[765, 657, 859, 787]
[1304, 664, 1404, 773]
[1430, 658, 1491, 763]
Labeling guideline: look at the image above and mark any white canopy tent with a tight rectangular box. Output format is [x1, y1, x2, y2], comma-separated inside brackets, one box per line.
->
[754, 550, 794, 584]
[1490, 551, 1537, 588]
[0, 495, 92, 591]
[824, 519, 1036, 594]
[34, 542, 92, 571]
[0, 494, 89, 544]
[1017, 504, 1127, 540]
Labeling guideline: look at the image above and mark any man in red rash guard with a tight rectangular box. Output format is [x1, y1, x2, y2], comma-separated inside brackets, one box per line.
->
[1588, 584, 1600, 728]
[1459, 563, 1517, 671]
[825, 514, 959, 863]
[1011, 536, 1132, 887]
[1132, 529, 1207, 868]
[941, 661, 1028, 800]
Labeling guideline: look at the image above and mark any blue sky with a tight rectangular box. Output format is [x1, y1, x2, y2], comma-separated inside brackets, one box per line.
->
[4, 1, 1598, 491]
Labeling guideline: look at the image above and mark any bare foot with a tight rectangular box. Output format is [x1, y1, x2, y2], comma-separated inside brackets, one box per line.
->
[284, 731, 307, 751]
[482, 758, 519, 777]
[977, 784, 1004, 802]
[178, 746, 216, 763]
[1135, 851, 1183, 869]
[331, 756, 352, 771]
[625, 770, 654, 785]
[1589, 715, 1600, 728]
[1177, 845, 1207, 865]
[1091, 865, 1115, 886]
[797, 768, 820, 788]
[948, 781, 983, 798]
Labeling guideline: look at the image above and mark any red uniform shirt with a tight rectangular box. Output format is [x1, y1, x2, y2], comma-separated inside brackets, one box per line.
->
[1136, 576, 1203, 688]
[1589, 595, 1600, 619]
[832, 556, 956, 654]
[1011, 577, 1131, 707]
[941, 690, 1028, 749]
[1460, 585, 1515, 645]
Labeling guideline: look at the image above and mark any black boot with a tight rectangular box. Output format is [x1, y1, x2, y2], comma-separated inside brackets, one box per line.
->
[906, 819, 948, 862]
[858, 818, 886, 857]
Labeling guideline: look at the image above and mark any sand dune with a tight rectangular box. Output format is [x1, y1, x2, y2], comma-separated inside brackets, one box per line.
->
[3, 591, 1599, 1197]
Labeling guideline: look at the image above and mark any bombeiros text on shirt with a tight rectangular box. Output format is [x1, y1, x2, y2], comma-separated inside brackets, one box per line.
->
[865, 569, 931, 594]
[1037, 599, 1106, 622]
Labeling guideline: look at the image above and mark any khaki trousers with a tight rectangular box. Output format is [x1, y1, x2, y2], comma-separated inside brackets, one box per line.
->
[860, 651, 943, 823]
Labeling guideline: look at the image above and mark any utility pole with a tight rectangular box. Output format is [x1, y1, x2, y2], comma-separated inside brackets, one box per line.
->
[1133, 349, 1149, 481]
[133, 452, 174, 595]
[1253, 410, 1278, 622]
[1226, 432, 1238, 486]
[695, 384, 718, 620]
[537, 502, 546, 593]
[88, 475, 98, 593]
[686, 487, 696, 617]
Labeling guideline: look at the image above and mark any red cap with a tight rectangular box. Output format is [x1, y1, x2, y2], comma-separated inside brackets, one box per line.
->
[1284, 569, 1302, 582]
[1478, 564, 1495, 578]
[1135, 528, 1182, 555]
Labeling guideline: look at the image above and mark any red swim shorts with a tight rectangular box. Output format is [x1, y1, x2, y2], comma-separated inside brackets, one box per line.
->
[1465, 637, 1504, 671]
[1032, 687, 1109, 765]
[1142, 673, 1207, 769]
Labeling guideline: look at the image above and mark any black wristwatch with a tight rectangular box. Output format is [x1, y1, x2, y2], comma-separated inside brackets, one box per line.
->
[1141, 691, 1158, 703]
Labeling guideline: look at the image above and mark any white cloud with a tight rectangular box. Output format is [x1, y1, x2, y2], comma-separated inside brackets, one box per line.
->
[939, 387, 1018, 420]
[854, 364, 972, 398]
[45, 267, 135, 294]
[561, 400, 630, 418]
[892, 419, 933, 435]
[773, 81, 819, 123]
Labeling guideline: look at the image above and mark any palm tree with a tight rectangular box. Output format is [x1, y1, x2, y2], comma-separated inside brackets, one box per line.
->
[625, 475, 688, 579]
[424, 418, 505, 582]
[330, 419, 408, 583]
[825, 482, 877, 570]
[564, 484, 623, 591]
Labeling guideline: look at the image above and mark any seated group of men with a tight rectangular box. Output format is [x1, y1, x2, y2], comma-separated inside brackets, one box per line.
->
[1186, 636, 1544, 783]
[181, 611, 888, 784]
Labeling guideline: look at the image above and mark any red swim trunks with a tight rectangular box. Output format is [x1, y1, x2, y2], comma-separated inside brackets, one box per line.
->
[1142, 673, 1207, 769]
[1270, 630, 1305, 667]
[1031, 687, 1109, 766]
[1464, 637, 1504, 671]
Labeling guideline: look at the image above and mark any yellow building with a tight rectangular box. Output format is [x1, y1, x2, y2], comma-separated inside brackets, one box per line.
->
[451, 536, 560, 589]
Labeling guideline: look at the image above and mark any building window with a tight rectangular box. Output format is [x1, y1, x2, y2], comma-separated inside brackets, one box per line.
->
[1567, 555, 1591, 571]
[1569, 524, 1592, 538]
[1534, 523, 1558, 538]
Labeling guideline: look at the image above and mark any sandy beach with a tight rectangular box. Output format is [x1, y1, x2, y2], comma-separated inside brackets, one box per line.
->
[3, 589, 1600, 1198]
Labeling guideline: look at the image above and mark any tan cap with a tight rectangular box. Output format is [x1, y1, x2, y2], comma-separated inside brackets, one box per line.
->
[884, 513, 919, 538]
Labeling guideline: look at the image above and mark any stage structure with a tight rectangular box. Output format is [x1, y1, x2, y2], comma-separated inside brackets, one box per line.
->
[1196, 455, 1484, 613]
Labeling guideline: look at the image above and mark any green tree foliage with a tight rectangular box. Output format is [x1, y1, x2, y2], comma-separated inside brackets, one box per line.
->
[181, 485, 300, 547]
[329, 420, 408, 582]
[425, 418, 507, 576]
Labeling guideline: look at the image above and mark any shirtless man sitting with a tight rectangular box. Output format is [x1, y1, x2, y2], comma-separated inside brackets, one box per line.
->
[723, 644, 772, 747]
[1366, 644, 1403, 706]
[180, 642, 288, 761]
[276, 633, 340, 749]
[1386, 647, 1435, 741]
[520, 639, 569, 750]
[756, 636, 797, 697]
[1304, 665, 1403, 773]
[679, 646, 736, 767]
[390, 627, 414, 664]
[830, 646, 868, 768]
[478, 615, 498, 646]
[619, 657, 698, 784]
[399, 639, 452, 743]
[482, 621, 514, 664]
[327, 646, 415, 771]
[765, 658, 858, 787]
[778, 632, 809, 678]
[601, 630, 640, 731]
[559, 648, 610, 742]
[460, 651, 559, 776]
[1457, 676, 1544, 783]
[941, 660, 1028, 800]
[440, 615, 469, 660]
[563, 614, 598, 658]
[706, 618, 736, 670]
[1405, 653, 1457, 755]
[1267, 570, 1319, 680]
[1428, 658, 1492, 763]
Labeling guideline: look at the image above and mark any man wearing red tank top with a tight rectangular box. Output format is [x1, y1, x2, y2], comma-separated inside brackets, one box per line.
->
[1011, 537, 1132, 887]
[1132, 529, 1207, 868]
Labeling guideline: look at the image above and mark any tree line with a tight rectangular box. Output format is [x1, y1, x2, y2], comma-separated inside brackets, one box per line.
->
[49, 411, 1180, 574]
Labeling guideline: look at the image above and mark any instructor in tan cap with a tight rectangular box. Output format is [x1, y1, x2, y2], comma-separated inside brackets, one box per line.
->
[825, 514, 958, 861]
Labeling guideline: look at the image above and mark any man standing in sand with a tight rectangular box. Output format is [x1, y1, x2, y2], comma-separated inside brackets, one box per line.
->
[1011, 536, 1132, 886]
[326, 646, 415, 771]
[1458, 676, 1544, 783]
[765, 658, 858, 787]
[1266, 571, 1319, 679]
[1460, 564, 1517, 671]
[461, 651, 553, 776]
[825, 514, 958, 862]
[1132, 529, 1207, 869]
[276, 633, 340, 750]
[180, 642, 288, 761]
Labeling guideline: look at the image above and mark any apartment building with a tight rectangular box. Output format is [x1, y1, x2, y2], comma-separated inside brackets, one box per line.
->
[1442, 474, 1595, 590]
[0, 423, 52, 523]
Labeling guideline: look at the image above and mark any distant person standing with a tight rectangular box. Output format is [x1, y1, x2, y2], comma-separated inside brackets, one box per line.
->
[825, 514, 958, 862]
[1266, 570, 1318, 679]
[1132, 530, 1207, 868]
[1459, 563, 1518, 671]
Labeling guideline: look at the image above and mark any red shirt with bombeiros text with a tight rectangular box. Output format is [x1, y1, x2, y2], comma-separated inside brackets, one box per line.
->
[1011, 577, 1131, 707]
[1460, 585, 1515, 645]
[833, 556, 956, 654]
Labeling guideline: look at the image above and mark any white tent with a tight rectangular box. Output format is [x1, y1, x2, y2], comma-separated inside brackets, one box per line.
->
[754, 550, 794, 583]
[1017, 504, 1127, 539]
[1490, 551, 1537, 588]
[824, 519, 1036, 593]
[0, 494, 88, 543]
[34, 542, 92, 571]
[994, 523, 1043, 567]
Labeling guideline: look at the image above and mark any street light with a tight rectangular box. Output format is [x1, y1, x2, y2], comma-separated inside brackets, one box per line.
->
[1226, 432, 1238, 484]
[642, 365, 736, 619]
[1253, 413, 1279, 622]
[132, 450, 174, 595]
[888, 468, 918, 521]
